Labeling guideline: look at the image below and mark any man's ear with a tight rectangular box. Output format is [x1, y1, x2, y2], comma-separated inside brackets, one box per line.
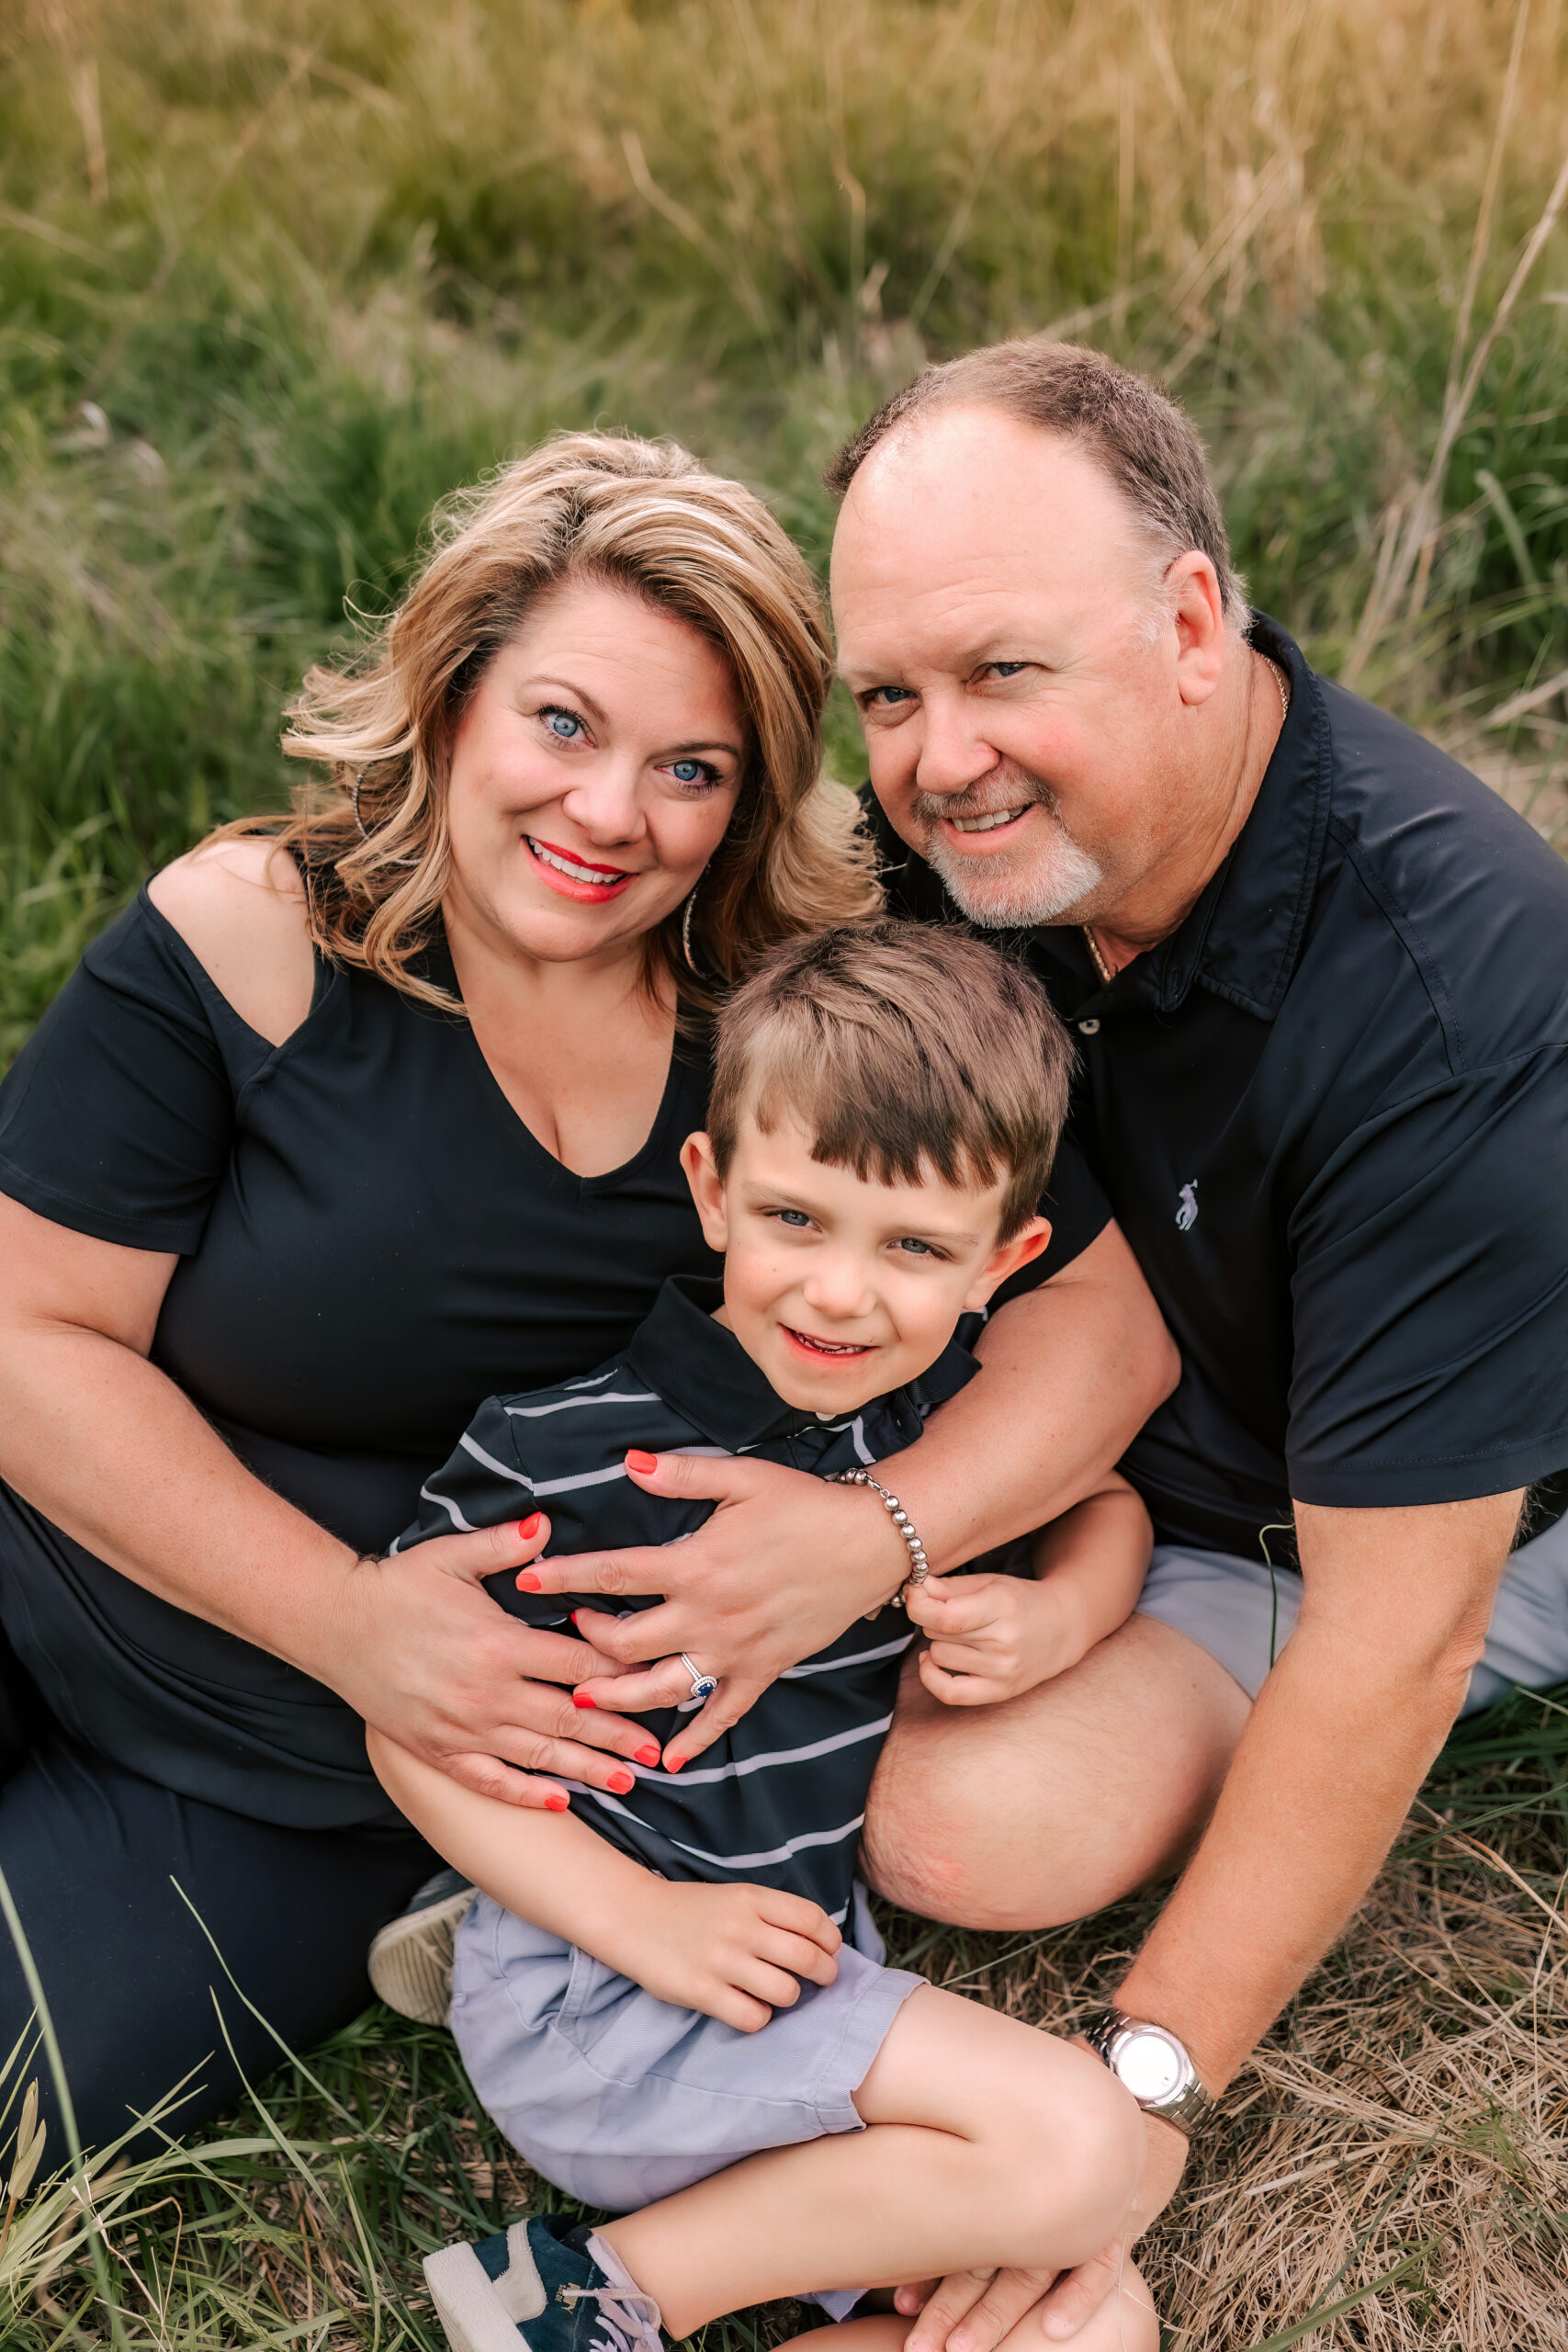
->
[680, 1131, 730, 1254]
[963, 1215, 1051, 1310]
[1168, 550, 1227, 707]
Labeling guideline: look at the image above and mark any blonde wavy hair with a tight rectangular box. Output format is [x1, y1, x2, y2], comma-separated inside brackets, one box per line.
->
[229, 432, 879, 1011]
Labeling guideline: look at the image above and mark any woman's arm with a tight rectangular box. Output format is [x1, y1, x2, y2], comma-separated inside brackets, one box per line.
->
[367, 1729, 841, 2030]
[0, 1190, 658, 1805]
[549, 1221, 1177, 1761]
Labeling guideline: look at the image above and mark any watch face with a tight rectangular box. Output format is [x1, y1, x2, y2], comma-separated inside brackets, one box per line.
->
[1116, 2028, 1186, 2104]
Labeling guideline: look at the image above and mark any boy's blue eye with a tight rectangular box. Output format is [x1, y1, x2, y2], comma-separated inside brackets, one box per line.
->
[776, 1208, 812, 1227]
[896, 1238, 934, 1255]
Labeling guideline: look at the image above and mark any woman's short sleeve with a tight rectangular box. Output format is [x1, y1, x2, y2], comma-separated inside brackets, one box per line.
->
[0, 895, 245, 1253]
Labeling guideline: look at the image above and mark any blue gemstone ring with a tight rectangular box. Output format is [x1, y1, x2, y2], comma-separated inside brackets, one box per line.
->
[680, 1654, 718, 1703]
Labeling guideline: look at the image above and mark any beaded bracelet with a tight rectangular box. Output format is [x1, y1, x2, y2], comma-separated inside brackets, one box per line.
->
[831, 1467, 931, 1594]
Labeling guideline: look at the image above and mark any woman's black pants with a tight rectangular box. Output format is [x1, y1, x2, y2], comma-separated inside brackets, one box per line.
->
[0, 1650, 434, 2158]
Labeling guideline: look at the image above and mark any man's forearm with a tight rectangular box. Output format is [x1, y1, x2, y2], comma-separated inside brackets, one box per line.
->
[1114, 1493, 1519, 2088]
[885, 1222, 1177, 1571]
[1112, 1632, 1462, 2086]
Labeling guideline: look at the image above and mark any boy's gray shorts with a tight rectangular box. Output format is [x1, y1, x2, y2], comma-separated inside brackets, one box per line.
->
[1134, 1508, 1568, 1708]
[451, 1881, 923, 2228]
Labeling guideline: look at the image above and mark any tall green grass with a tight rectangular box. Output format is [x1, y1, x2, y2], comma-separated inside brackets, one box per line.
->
[3, 6, 1567, 2344]
[4, 0, 1567, 1051]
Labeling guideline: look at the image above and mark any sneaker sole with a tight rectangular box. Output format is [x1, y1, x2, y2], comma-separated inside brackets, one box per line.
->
[368, 1884, 476, 2025]
[424, 2224, 545, 2352]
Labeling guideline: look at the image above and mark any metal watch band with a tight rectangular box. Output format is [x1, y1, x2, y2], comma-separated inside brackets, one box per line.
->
[1081, 2007, 1215, 2137]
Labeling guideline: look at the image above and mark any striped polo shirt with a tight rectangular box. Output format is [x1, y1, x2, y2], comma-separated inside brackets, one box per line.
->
[395, 1274, 977, 1921]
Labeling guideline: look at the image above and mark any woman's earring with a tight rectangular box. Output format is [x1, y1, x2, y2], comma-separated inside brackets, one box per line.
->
[682, 884, 701, 974]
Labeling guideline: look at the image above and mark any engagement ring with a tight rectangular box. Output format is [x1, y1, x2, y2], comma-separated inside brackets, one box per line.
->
[679, 1653, 718, 1702]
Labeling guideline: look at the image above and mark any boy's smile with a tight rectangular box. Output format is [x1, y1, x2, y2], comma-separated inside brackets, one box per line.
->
[682, 1114, 1050, 1412]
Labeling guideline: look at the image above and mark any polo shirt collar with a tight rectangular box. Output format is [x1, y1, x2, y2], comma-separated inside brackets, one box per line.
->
[625, 1274, 977, 1451]
[1040, 615, 1332, 1023]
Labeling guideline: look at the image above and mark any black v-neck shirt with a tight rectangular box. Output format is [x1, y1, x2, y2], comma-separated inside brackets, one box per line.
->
[0, 893, 722, 1825]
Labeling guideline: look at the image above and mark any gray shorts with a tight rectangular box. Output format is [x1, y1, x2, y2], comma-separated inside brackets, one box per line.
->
[1134, 1507, 1568, 1709]
[451, 1880, 921, 2236]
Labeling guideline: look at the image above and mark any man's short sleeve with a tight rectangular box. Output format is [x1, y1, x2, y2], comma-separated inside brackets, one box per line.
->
[1286, 1048, 1568, 1504]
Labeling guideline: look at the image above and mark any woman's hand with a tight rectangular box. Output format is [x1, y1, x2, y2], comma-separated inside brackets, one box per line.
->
[904, 1572, 1086, 1707]
[321, 1516, 665, 1808]
[530, 1453, 910, 1767]
[611, 1880, 841, 2031]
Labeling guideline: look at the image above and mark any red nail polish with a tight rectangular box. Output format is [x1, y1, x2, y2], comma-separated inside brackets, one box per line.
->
[626, 1449, 659, 1475]
[572, 1691, 596, 1710]
[607, 1770, 636, 1794]
[570, 1610, 581, 1623]
[516, 1514, 542, 1540]
[666, 1755, 685, 1773]
[635, 1744, 660, 1766]
[516, 1570, 542, 1591]
[545, 1792, 570, 1813]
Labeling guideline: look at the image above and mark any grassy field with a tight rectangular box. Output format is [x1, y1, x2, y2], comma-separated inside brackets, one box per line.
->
[2, 0, 1567, 2344]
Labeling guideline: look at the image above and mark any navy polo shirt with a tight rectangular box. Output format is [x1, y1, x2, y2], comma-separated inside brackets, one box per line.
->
[870, 617, 1568, 1565]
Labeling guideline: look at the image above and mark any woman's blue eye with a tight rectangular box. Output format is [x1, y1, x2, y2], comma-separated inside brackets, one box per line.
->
[545, 709, 582, 740]
[990, 662, 1027, 677]
[671, 758, 709, 785]
[873, 685, 916, 706]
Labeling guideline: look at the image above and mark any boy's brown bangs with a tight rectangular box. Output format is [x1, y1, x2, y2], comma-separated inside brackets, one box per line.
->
[707, 922, 1075, 1242]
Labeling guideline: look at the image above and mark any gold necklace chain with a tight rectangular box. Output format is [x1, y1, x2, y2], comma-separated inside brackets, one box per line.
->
[1082, 652, 1290, 988]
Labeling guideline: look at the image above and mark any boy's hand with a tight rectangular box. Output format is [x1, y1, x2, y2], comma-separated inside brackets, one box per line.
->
[624, 1881, 841, 2030]
[905, 1571, 1087, 1706]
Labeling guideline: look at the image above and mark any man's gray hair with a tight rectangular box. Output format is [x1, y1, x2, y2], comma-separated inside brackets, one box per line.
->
[825, 338, 1247, 624]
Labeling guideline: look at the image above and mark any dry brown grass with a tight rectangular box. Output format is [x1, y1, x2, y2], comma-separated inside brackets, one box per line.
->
[886, 1800, 1568, 2348]
[5, 1756, 1562, 2350]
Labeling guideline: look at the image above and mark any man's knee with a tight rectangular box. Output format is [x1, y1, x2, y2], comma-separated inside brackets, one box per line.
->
[863, 1618, 1249, 1928]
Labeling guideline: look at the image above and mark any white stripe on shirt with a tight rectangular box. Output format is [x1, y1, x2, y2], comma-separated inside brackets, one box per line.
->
[419, 1482, 475, 1532]
[504, 1392, 659, 1418]
[666, 1814, 866, 1871]
[633, 1713, 893, 1788]
[781, 1634, 914, 1679]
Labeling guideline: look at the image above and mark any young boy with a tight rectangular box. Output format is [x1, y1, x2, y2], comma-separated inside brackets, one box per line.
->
[369, 922, 1158, 2352]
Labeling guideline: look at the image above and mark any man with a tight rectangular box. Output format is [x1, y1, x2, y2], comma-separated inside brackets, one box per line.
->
[509, 339, 1568, 2343]
[818, 338, 1568, 2340]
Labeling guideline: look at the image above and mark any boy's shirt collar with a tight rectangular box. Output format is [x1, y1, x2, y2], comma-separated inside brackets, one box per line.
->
[624, 1274, 979, 1453]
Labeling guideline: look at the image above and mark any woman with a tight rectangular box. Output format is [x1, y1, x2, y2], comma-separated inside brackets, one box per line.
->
[0, 433, 1168, 2154]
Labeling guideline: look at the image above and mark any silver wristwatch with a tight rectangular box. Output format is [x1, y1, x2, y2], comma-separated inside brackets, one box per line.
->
[1081, 2008, 1214, 2136]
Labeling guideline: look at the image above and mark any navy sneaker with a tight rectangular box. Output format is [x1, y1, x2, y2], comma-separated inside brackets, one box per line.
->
[423, 2213, 666, 2352]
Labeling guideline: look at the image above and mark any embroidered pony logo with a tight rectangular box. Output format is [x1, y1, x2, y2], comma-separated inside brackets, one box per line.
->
[1175, 1181, 1200, 1232]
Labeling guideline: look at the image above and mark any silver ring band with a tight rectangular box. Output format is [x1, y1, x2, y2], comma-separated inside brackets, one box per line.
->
[679, 1652, 718, 1702]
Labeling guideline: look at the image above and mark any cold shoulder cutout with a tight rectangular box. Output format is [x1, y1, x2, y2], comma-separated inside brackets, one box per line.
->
[148, 838, 315, 1048]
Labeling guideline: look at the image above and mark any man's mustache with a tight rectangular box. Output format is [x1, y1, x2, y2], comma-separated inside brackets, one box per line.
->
[909, 769, 1055, 831]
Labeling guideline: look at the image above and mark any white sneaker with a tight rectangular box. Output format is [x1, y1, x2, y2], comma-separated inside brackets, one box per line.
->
[368, 1868, 476, 2025]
